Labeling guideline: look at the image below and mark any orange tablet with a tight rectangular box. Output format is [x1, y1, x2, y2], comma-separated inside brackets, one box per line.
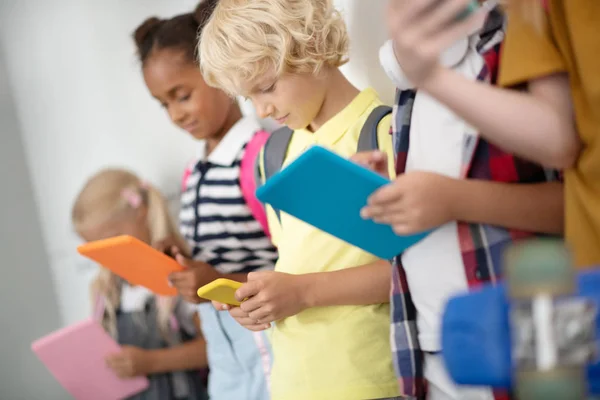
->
[77, 235, 184, 296]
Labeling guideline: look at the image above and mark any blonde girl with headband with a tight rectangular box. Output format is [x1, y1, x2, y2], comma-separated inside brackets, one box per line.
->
[72, 168, 208, 400]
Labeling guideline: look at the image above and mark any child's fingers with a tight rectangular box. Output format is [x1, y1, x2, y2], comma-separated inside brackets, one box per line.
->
[105, 353, 125, 369]
[234, 315, 271, 331]
[105, 352, 123, 362]
[105, 355, 117, 367]
[230, 312, 269, 330]
[369, 151, 387, 163]
[168, 271, 184, 282]
[175, 253, 189, 267]
[239, 296, 263, 313]
[182, 288, 199, 300]
[367, 182, 405, 206]
[362, 199, 403, 218]
[228, 306, 249, 319]
[168, 270, 194, 286]
[351, 151, 387, 168]
[368, 201, 408, 221]
[233, 315, 259, 326]
[212, 301, 230, 311]
[391, 222, 416, 236]
[371, 212, 402, 225]
[244, 323, 271, 332]
[248, 307, 273, 323]
[112, 365, 131, 379]
[235, 281, 261, 302]
[429, 5, 488, 53]
[362, 201, 408, 221]
[361, 205, 379, 220]
[418, 0, 476, 37]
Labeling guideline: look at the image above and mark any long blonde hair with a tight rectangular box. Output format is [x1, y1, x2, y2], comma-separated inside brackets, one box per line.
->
[72, 168, 190, 340]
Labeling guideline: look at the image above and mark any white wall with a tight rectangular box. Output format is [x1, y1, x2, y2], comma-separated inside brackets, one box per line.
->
[0, 47, 67, 399]
[336, 0, 395, 105]
[1, 0, 393, 328]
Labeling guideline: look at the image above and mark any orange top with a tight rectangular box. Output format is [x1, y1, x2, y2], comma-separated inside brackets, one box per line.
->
[499, 1, 600, 267]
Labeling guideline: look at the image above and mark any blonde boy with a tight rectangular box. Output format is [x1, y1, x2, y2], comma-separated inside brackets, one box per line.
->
[200, 0, 401, 399]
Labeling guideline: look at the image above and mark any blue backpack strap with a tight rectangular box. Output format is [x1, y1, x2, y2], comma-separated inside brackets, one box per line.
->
[257, 126, 295, 222]
[357, 105, 393, 152]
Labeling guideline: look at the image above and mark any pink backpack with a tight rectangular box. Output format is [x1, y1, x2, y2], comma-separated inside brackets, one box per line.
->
[181, 130, 271, 238]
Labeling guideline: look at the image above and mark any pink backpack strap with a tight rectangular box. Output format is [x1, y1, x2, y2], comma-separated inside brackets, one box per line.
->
[181, 161, 195, 192]
[240, 130, 271, 238]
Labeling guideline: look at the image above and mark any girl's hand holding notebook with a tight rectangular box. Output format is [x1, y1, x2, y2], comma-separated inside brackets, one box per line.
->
[105, 345, 151, 379]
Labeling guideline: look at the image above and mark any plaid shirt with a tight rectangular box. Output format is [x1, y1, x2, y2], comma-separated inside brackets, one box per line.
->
[389, 16, 561, 400]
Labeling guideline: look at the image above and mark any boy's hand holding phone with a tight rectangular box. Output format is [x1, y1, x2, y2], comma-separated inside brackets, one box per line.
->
[215, 271, 314, 331]
[362, 171, 458, 234]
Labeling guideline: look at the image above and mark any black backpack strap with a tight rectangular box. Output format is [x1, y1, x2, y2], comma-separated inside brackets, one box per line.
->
[357, 105, 393, 152]
[257, 126, 294, 223]
[261, 127, 294, 183]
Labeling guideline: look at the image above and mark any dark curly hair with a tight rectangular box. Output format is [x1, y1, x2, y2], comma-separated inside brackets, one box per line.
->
[133, 0, 218, 66]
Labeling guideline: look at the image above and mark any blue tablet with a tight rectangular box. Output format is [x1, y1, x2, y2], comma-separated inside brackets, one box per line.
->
[255, 145, 430, 259]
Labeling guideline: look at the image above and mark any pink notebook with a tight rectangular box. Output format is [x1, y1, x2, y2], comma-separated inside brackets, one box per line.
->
[31, 319, 149, 400]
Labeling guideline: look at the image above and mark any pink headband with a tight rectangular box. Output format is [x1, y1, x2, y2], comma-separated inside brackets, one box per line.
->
[121, 181, 149, 208]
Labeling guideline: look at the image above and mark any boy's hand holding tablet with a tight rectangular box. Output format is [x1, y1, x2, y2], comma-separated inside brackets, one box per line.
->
[354, 149, 457, 235]
[362, 170, 458, 235]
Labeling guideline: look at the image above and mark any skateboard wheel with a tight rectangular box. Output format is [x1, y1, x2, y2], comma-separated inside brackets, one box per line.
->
[505, 239, 574, 299]
[515, 368, 586, 400]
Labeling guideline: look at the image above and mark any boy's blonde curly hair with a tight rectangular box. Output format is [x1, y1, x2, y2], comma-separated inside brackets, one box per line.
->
[199, 0, 349, 97]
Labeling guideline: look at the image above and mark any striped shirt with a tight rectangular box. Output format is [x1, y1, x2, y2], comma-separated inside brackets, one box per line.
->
[179, 117, 278, 274]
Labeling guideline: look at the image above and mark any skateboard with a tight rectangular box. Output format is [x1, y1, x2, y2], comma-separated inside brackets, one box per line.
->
[441, 239, 600, 399]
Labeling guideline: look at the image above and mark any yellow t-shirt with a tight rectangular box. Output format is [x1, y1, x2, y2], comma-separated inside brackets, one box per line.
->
[262, 88, 399, 400]
[499, 1, 600, 268]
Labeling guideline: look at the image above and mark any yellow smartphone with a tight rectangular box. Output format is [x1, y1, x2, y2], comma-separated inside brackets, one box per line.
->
[197, 278, 243, 306]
